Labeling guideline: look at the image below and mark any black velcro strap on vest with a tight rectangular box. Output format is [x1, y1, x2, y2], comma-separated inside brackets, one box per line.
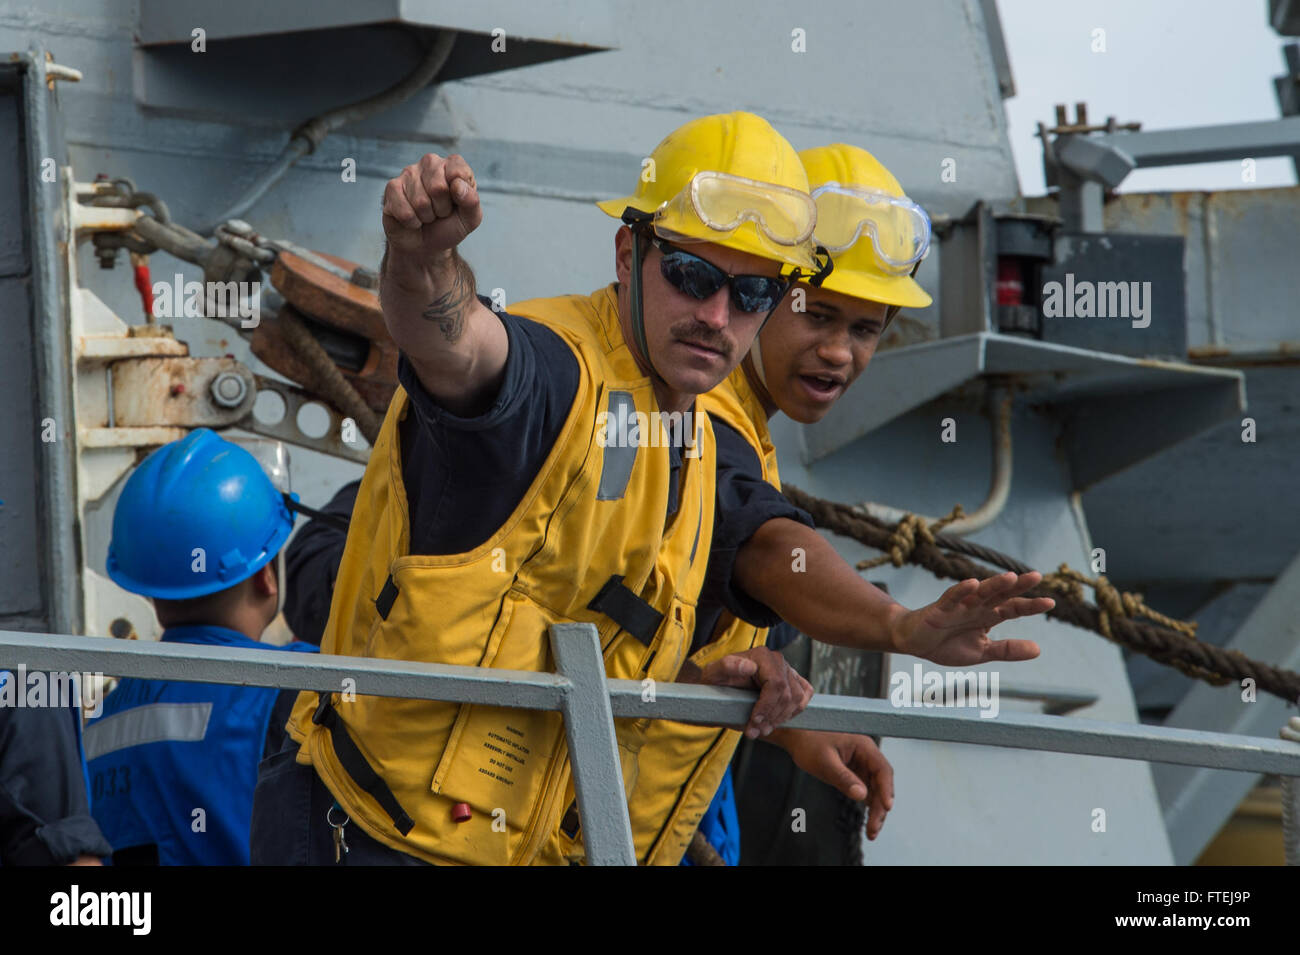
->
[560, 801, 581, 840]
[587, 574, 663, 647]
[374, 575, 399, 621]
[312, 694, 415, 836]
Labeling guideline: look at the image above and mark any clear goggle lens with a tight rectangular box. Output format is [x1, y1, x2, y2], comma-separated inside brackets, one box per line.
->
[654, 171, 817, 250]
[811, 183, 931, 272]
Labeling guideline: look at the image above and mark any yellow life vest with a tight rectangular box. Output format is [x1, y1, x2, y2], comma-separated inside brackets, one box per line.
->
[286, 285, 716, 865]
[626, 363, 779, 865]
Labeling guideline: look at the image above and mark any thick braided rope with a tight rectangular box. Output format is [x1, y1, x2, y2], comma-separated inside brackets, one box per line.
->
[685, 830, 726, 867]
[857, 505, 966, 570]
[784, 485, 1300, 704]
[1041, 564, 1228, 686]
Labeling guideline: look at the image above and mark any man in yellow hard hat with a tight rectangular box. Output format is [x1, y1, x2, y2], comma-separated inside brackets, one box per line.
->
[626, 143, 1056, 865]
[507, 141, 1053, 865]
[255, 113, 1050, 866]
[257, 112, 832, 866]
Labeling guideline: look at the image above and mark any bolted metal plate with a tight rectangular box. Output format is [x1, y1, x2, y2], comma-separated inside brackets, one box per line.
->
[110, 356, 256, 427]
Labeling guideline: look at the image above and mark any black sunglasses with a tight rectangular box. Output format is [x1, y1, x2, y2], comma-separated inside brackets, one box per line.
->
[651, 238, 790, 314]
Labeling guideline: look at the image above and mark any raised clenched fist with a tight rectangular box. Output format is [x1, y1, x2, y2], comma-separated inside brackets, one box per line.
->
[381, 153, 483, 259]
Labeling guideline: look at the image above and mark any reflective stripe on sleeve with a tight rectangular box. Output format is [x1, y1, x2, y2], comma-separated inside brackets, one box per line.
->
[84, 702, 214, 761]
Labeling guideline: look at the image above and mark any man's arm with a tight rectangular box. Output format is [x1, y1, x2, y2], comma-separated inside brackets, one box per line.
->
[283, 480, 360, 646]
[735, 519, 904, 648]
[380, 152, 506, 417]
[734, 517, 1052, 666]
[0, 702, 111, 865]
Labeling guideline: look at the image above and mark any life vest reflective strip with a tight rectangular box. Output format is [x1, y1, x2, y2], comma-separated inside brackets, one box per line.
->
[626, 365, 778, 865]
[287, 286, 716, 866]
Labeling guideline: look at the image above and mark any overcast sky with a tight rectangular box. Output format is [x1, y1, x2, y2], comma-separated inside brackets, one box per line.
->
[996, 0, 1297, 195]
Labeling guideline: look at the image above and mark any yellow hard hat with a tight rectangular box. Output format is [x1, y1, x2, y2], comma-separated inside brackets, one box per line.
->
[798, 144, 933, 308]
[598, 112, 821, 272]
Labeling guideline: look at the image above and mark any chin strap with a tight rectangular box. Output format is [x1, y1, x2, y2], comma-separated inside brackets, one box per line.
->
[283, 492, 349, 531]
[883, 260, 924, 330]
[808, 245, 834, 287]
[749, 288, 787, 390]
[747, 332, 769, 390]
[749, 250, 825, 390]
[274, 548, 288, 620]
[628, 223, 666, 384]
[748, 244, 825, 382]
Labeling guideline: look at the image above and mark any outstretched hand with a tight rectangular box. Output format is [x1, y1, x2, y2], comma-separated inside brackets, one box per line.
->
[891, 571, 1054, 666]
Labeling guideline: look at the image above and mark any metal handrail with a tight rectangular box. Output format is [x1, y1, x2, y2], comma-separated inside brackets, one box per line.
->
[4, 627, 1300, 864]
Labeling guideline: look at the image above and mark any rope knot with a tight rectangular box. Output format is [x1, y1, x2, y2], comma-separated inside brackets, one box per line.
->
[856, 505, 965, 571]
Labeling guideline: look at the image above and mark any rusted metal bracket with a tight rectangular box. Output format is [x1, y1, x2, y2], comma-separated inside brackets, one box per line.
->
[77, 321, 254, 445]
[109, 356, 256, 427]
[77, 176, 390, 461]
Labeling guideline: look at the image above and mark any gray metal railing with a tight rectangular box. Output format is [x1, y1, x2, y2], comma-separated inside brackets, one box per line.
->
[4, 627, 1300, 865]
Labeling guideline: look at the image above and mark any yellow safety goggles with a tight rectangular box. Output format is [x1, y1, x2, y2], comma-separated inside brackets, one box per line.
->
[811, 183, 932, 273]
[636, 171, 820, 271]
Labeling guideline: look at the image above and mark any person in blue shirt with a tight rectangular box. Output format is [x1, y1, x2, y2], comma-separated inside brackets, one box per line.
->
[85, 429, 317, 866]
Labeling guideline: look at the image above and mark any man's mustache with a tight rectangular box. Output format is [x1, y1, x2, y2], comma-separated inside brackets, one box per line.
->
[670, 323, 733, 359]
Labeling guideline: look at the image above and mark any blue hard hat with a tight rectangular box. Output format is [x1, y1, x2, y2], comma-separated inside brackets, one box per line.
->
[106, 428, 296, 600]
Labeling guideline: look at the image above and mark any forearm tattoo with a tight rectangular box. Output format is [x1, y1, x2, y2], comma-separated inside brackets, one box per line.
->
[420, 253, 477, 343]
